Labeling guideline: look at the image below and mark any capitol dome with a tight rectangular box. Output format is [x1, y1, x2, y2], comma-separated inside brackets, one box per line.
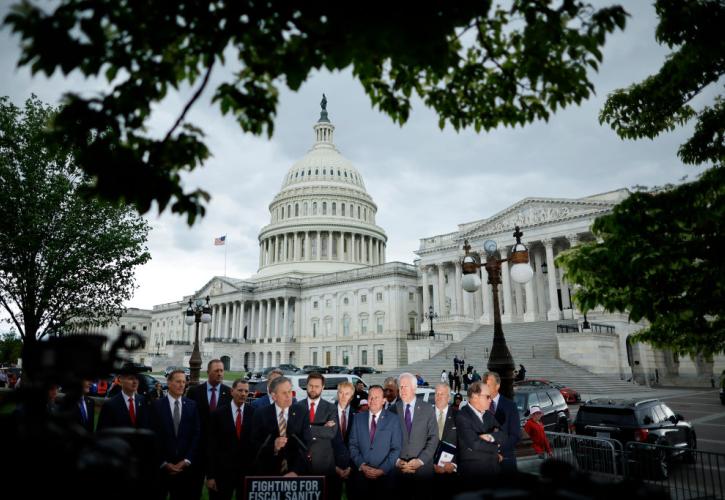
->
[255, 96, 387, 278]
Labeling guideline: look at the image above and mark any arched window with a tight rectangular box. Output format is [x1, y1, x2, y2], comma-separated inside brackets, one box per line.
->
[322, 202, 327, 215]
[315, 169, 319, 175]
[341, 204, 345, 216]
[287, 205, 291, 217]
[363, 207, 367, 221]
[344, 171, 347, 177]
[301, 170, 304, 176]
[350, 204, 353, 217]
[313, 202, 317, 215]
[337, 169, 341, 176]
[357, 206, 361, 219]
[295, 203, 299, 216]
[280, 207, 284, 219]
[323, 169, 326, 175]
[332, 202, 336, 215]
[303, 202, 308, 216]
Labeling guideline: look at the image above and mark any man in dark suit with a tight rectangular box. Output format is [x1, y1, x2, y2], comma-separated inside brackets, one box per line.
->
[151, 369, 201, 500]
[394, 373, 439, 498]
[382, 377, 400, 411]
[431, 383, 458, 497]
[75, 379, 96, 432]
[333, 381, 356, 500]
[97, 371, 150, 430]
[185, 359, 232, 499]
[206, 379, 255, 500]
[350, 380, 368, 412]
[455, 381, 506, 480]
[251, 376, 311, 476]
[251, 368, 284, 408]
[296, 373, 350, 498]
[484, 371, 520, 472]
[348, 385, 402, 500]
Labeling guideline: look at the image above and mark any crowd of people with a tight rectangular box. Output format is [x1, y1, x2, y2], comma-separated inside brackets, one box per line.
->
[22, 359, 556, 500]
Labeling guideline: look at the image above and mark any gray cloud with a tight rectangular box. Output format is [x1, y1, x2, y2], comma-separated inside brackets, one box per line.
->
[0, 2, 707, 309]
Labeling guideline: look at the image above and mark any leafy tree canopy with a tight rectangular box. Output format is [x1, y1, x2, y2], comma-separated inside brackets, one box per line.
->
[0, 95, 151, 345]
[4, 1, 626, 223]
[559, 0, 724, 356]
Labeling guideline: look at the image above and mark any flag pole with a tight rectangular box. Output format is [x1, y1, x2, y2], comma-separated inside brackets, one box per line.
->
[224, 237, 228, 277]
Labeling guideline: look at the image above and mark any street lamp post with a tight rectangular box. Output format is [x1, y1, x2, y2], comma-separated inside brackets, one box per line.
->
[184, 295, 212, 386]
[425, 305, 438, 337]
[460, 226, 534, 399]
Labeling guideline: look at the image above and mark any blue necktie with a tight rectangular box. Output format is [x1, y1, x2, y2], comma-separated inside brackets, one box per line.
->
[79, 399, 88, 423]
[405, 404, 412, 435]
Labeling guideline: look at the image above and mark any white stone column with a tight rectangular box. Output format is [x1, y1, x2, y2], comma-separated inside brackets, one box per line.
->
[274, 298, 281, 340]
[266, 298, 273, 340]
[533, 248, 547, 318]
[294, 298, 301, 339]
[382, 243, 386, 263]
[524, 243, 537, 321]
[248, 302, 255, 340]
[258, 300, 265, 341]
[367, 237, 372, 264]
[238, 300, 245, 339]
[230, 302, 237, 339]
[259, 242, 264, 268]
[337, 232, 343, 261]
[283, 297, 289, 340]
[500, 247, 513, 323]
[437, 264, 446, 316]
[281, 234, 287, 262]
[544, 239, 561, 320]
[481, 271, 492, 323]
[421, 266, 430, 318]
[316, 231, 322, 260]
[327, 231, 333, 261]
[454, 261, 463, 315]
[304, 232, 310, 261]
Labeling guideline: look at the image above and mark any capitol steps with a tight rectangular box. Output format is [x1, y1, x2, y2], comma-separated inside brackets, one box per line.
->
[368, 320, 655, 397]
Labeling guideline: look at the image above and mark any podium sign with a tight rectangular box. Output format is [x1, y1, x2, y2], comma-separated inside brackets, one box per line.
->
[244, 476, 325, 500]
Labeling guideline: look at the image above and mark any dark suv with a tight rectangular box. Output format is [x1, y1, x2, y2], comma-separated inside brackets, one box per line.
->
[514, 386, 571, 432]
[574, 398, 697, 478]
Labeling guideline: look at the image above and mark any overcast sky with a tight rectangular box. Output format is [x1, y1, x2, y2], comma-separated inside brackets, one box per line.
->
[1, 2, 706, 310]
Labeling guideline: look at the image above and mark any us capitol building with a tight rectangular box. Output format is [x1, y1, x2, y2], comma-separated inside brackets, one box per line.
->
[104, 100, 718, 385]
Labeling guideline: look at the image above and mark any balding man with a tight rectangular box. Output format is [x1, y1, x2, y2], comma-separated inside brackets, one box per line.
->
[455, 381, 505, 478]
[252, 369, 285, 408]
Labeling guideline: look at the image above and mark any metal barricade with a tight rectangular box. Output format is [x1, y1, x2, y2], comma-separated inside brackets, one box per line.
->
[624, 441, 725, 500]
[545, 431, 622, 478]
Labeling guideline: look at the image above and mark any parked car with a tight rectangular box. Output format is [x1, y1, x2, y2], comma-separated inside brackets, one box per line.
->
[514, 386, 571, 433]
[326, 365, 350, 374]
[574, 398, 696, 479]
[302, 365, 327, 374]
[515, 378, 581, 404]
[351, 366, 381, 377]
[287, 374, 367, 403]
[278, 364, 302, 374]
[124, 362, 152, 373]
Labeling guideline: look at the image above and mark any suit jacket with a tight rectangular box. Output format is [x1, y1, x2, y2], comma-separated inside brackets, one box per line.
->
[97, 392, 150, 430]
[151, 396, 201, 467]
[492, 395, 520, 461]
[207, 402, 255, 480]
[384, 398, 399, 412]
[75, 395, 96, 433]
[394, 399, 439, 475]
[438, 406, 458, 454]
[296, 398, 350, 474]
[251, 403, 312, 475]
[349, 409, 402, 475]
[336, 405, 356, 446]
[455, 404, 506, 476]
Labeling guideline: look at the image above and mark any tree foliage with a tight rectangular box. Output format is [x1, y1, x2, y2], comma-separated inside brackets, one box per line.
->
[0, 95, 151, 346]
[4, 1, 626, 223]
[0, 331, 22, 365]
[559, 0, 725, 356]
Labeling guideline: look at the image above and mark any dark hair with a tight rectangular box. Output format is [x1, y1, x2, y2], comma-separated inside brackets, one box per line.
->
[467, 381, 486, 399]
[207, 359, 223, 371]
[232, 378, 249, 389]
[453, 393, 463, 401]
[269, 376, 291, 394]
[306, 372, 326, 385]
[167, 369, 186, 381]
[368, 384, 384, 395]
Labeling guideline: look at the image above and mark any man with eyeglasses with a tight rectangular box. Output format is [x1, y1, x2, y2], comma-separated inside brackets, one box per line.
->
[455, 381, 505, 478]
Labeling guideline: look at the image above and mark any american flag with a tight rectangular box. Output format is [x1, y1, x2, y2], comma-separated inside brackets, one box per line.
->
[214, 235, 226, 246]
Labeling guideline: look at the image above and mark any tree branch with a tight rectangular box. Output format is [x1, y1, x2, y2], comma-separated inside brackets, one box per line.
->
[0, 294, 25, 339]
[163, 62, 215, 143]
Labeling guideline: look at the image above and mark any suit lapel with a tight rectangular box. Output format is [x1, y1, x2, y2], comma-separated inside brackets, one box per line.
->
[198, 382, 209, 413]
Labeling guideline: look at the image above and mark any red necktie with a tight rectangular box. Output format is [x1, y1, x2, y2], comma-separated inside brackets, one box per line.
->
[370, 414, 377, 443]
[340, 409, 347, 437]
[309, 401, 316, 422]
[128, 397, 136, 426]
[235, 407, 242, 439]
[210, 386, 217, 412]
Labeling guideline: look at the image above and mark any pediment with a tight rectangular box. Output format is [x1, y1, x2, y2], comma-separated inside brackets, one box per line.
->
[194, 276, 243, 299]
[461, 197, 617, 239]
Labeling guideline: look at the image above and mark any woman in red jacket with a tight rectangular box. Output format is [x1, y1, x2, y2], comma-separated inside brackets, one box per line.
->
[524, 406, 552, 457]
